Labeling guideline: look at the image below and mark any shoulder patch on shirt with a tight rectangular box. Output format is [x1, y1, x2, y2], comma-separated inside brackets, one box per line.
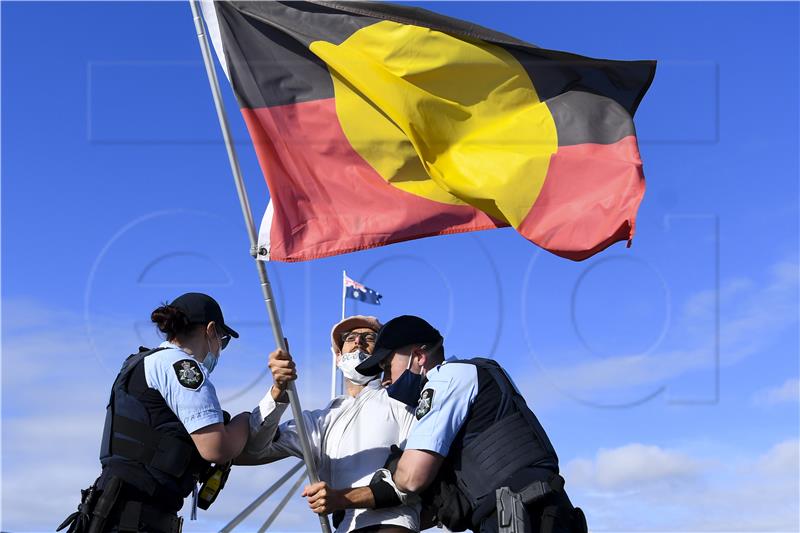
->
[172, 359, 204, 390]
[416, 388, 434, 420]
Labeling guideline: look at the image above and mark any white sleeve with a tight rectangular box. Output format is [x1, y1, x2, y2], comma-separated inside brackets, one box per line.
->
[242, 386, 290, 456]
[236, 401, 329, 467]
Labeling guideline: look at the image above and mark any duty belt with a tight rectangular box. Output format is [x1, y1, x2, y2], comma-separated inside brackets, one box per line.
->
[496, 474, 588, 533]
[109, 500, 183, 533]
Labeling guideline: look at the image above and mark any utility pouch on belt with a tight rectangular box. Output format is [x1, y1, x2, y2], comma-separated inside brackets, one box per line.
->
[56, 481, 100, 533]
[570, 507, 588, 533]
[197, 461, 232, 510]
[87, 476, 123, 533]
[496, 477, 559, 533]
[497, 475, 589, 533]
[196, 411, 233, 510]
[496, 486, 531, 533]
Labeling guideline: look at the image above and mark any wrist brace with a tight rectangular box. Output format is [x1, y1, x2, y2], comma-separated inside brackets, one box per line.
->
[369, 468, 408, 509]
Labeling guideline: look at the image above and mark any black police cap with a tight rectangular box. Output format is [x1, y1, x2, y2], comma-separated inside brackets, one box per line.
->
[170, 292, 239, 339]
[355, 315, 442, 376]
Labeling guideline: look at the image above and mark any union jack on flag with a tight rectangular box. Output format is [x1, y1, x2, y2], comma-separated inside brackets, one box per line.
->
[345, 274, 382, 305]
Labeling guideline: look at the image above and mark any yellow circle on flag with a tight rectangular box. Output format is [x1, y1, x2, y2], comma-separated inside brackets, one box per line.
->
[310, 21, 558, 227]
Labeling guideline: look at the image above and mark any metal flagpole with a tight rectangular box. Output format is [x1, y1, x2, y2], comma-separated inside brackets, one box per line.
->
[189, 3, 331, 532]
[341, 270, 347, 321]
[331, 270, 347, 399]
[219, 461, 305, 533]
[257, 470, 308, 533]
[330, 353, 337, 400]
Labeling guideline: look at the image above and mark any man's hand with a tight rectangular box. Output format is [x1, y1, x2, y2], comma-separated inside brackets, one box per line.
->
[269, 348, 297, 401]
[302, 481, 347, 515]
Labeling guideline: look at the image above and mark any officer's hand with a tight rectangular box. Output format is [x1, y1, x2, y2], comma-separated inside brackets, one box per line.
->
[269, 348, 297, 397]
[302, 481, 346, 515]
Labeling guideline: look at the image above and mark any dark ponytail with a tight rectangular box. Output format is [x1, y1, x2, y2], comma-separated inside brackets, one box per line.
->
[150, 304, 192, 340]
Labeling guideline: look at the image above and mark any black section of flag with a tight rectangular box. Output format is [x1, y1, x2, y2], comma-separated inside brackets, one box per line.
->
[228, 1, 375, 48]
[505, 48, 656, 117]
[215, 0, 655, 119]
[346, 285, 382, 305]
[214, 1, 345, 107]
[546, 91, 636, 146]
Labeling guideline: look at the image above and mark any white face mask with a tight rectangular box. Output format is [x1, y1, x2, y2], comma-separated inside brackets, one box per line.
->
[338, 349, 376, 385]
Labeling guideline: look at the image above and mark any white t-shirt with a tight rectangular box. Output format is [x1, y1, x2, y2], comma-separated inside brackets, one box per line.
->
[248, 380, 419, 532]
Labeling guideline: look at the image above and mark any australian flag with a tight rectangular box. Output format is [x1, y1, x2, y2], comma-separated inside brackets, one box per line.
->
[345, 274, 382, 305]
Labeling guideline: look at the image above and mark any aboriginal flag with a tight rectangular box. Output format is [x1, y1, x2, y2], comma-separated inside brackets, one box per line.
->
[201, 1, 655, 262]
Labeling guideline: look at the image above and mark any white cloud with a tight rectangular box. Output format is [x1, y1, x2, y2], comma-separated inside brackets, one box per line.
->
[563, 439, 800, 532]
[566, 443, 705, 491]
[753, 378, 800, 406]
[755, 439, 800, 476]
[519, 258, 799, 408]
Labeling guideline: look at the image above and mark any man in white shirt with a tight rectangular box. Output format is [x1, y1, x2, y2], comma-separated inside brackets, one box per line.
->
[237, 316, 419, 533]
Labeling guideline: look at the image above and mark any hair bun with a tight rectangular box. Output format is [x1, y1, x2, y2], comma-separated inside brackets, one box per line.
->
[150, 304, 191, 339]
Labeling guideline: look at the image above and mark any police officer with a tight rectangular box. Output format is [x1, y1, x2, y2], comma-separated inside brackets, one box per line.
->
[58, 293, 280, 533]
[302, 315, 587, 533]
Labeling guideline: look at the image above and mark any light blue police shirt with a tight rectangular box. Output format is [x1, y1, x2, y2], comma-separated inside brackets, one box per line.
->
[404, 358, 479, 456]
[143, 341, 224, 433]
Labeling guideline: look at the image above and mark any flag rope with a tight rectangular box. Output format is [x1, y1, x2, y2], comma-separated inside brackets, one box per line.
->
[257, 469, 309, 532]
[189, 2, 331, 532]
[219, 461, 305, 532]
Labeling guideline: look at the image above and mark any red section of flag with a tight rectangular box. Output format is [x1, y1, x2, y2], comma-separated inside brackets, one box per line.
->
[242, 98, 506, 262]
[517, 136, 645, 261]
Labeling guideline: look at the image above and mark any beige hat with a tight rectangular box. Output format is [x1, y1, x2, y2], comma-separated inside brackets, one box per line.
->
[331, 315, 382, 354]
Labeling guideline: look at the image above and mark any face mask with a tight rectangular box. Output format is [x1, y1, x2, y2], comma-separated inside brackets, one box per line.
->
[203, 331, 221, 374]
[338, 349, 375, 385]
[386, 354, 426, 406]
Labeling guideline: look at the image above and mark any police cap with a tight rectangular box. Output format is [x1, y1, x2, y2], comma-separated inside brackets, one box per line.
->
[355, 315, 441, 376]
[170, 292, 239, 339]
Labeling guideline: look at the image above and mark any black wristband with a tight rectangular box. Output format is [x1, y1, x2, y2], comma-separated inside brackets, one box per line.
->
[369, 477, 402, 509]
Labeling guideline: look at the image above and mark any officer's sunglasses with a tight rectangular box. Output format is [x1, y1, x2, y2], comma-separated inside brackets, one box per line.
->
[218, 333, 231, 351]
[195, 323, 232, 350]
[341, 331, 377, 344]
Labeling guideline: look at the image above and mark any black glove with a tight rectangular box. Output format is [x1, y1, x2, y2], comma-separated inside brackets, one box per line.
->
[383, 444, 404, 474]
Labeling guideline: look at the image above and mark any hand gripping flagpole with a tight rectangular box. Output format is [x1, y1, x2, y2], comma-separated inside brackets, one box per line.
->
[189, 3, 331, 532]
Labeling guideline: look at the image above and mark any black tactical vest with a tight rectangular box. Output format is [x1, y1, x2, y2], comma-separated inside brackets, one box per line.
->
[433, 358, 560, 528]
[97, 347, 210, 512]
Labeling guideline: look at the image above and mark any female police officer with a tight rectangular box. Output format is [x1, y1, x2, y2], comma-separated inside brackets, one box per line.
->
[58, 292, 280, 533]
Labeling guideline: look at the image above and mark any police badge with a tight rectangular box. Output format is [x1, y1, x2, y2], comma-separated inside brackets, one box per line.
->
[173, 359, 205, 390]
[415, 388, 434, 420]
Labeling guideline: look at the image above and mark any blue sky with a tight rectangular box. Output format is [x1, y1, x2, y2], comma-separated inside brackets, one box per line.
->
[2, 1, 798, 532]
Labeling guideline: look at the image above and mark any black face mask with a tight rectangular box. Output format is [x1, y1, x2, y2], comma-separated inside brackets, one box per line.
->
[386, 355, 427, 406]
[387, 368, 427, 406]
